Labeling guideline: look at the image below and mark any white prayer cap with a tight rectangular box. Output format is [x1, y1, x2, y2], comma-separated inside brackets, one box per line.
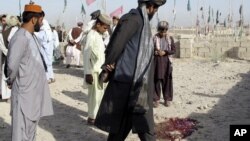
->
[98, 14, 112, 26]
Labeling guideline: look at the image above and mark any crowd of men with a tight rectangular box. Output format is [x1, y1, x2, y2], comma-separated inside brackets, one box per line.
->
[0, 0, 178, 140]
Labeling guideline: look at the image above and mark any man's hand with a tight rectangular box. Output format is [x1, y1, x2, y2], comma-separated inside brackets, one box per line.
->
[69, 39, 75, 45]
[99, 63, 115, 83]
[7, 85, 12, 89]
[106, 64, 115, 72]
[99, 70, 110, 83]
[158, 50, 166, 56]
[154, 50, 159, 55]
[85, 74, 93, 84]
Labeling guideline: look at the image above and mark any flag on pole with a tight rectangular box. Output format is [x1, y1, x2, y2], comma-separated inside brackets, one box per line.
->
[239, 4, 243, 26]
[200, 7, 204, 20]
[63, 0, 67, 13]
[239, 5, 243, 15]
[216, 10, 219, 24]
[173, 0, 176, 24]
[110, 6, 123, 17]
[212, 8, 214, 22]
[187, 0, 191, 11]
[86, 0, 96, 6]
[81, 4, 86, 15]
[207, 6, 211, 23]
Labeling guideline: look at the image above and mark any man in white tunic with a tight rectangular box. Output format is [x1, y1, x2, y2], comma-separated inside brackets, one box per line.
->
[1, 15, 20, 100]
[0, 14, 7, 99]
[83, 13, 111, 125]
[65, 22, 83, 68]
[35, 17, 55, 83]
[6, 4, 54, 141]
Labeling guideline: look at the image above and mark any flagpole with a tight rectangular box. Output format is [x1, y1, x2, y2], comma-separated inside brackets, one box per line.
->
[196, 0, 199, 37]
[19, 0, 22, 18]
[240, 0, 244, 37]
[229, 0, 231, 28]
[173, 0, 176, 35]
[105, 0, 107, 13]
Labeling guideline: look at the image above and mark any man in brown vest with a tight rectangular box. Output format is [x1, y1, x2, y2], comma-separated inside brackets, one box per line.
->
[65, 22, 83, 68]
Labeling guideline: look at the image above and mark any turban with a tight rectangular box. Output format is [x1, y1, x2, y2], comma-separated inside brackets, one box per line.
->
[138, 0, 167, 6]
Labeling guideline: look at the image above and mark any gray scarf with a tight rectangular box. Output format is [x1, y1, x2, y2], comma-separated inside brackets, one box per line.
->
[132, 5, 154, 114]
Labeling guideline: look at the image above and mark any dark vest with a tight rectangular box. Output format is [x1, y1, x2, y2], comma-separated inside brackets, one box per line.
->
[113, 9, 143, 83]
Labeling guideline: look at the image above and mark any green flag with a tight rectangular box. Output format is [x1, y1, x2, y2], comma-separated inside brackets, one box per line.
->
[216, 10, 219, 24]
[207, 6, 211, 23]
[81, 4, 86, 15]
[187, 0, 191, 11]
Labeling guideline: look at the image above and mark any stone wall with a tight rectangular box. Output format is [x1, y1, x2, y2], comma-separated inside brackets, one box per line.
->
[174, 35, 250, 60]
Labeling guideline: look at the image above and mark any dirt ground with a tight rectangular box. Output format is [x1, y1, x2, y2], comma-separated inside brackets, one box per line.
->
[1, 58, 250, 141]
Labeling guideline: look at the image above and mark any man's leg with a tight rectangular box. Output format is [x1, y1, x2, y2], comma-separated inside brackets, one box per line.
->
[162, 73, 173, 104]
[107, 114, 132, 141]
[12, 101, 38, 141]
[65, 46, 72, 68]
[153, 79, 162, 107]
[138, 131, 156, 141]
[154, 79, 162, 101]
[87, 73, 104, 124]
[74, 48, 81, 67]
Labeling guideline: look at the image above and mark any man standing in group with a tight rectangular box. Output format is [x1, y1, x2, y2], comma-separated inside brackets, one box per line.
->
[65, 22, 83, 68]
[35, 13, 55, 83]
[0, 14, 7, 99]
[95, 0, 166, 140]
[153, 21, 175, 107]
[1, 15, 20, 101]
[6, 3, 54, 141]
[110, 16, 119, 35]
[83, 13, 111, 125]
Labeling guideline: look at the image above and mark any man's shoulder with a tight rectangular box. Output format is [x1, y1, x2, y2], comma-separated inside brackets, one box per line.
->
[15, 28, 29, 37]
[10, 29, 29, 43]
[121, 9, 141, 21]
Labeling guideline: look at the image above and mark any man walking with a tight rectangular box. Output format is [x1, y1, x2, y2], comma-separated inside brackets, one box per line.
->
[95, 0, 166, 140]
